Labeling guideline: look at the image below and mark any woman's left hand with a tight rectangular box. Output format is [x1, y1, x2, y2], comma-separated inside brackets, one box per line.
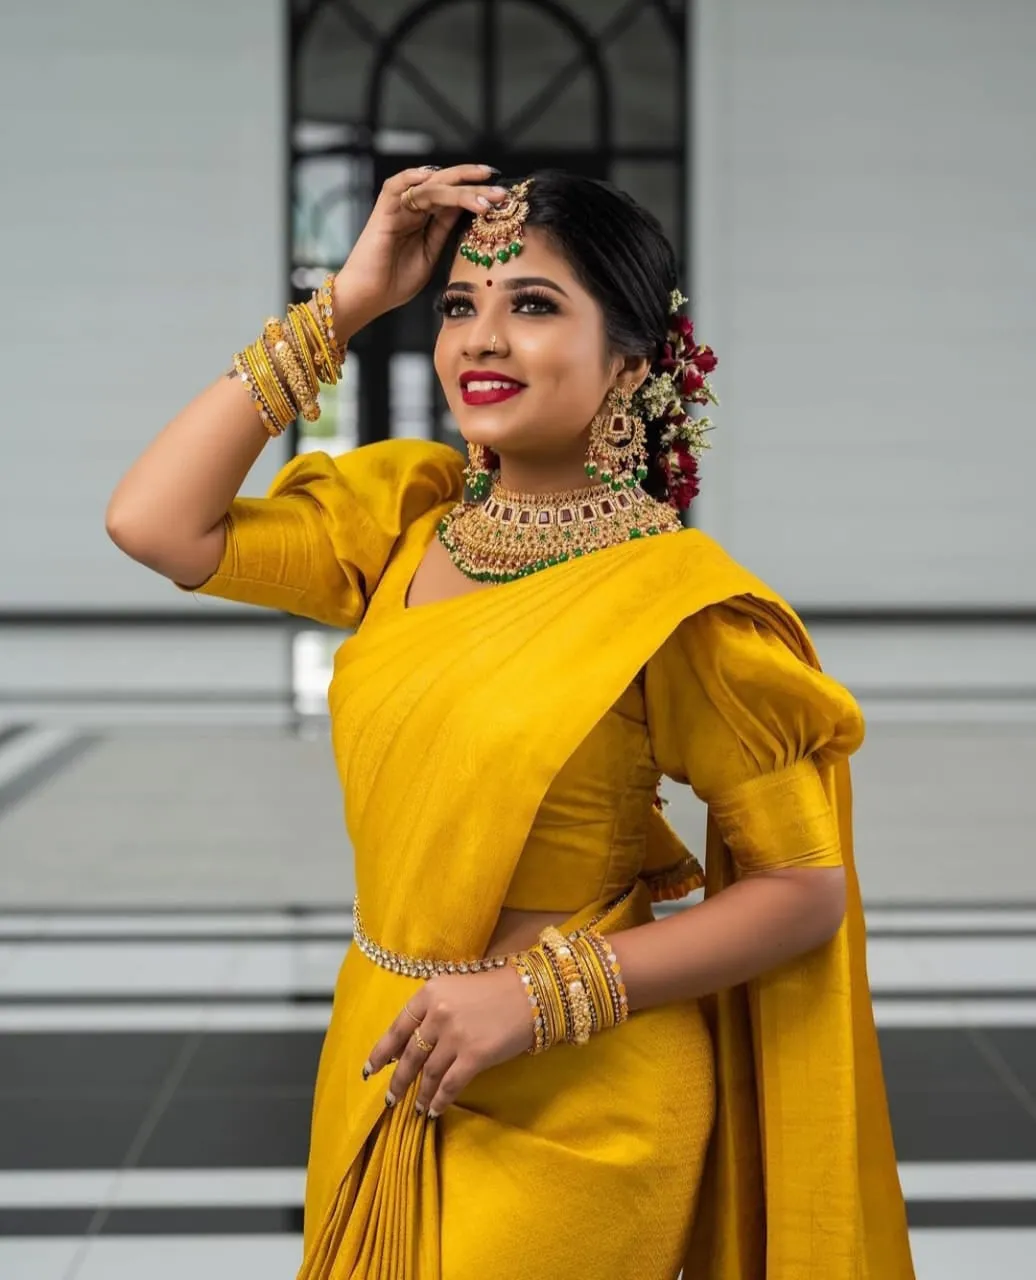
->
[364, 966, 535, 1118]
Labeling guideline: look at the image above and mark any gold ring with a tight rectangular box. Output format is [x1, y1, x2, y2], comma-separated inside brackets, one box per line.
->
[413, 1029, 435, 1053]
[402, 1004, 422, 1025]
[401, 185, 421, 215]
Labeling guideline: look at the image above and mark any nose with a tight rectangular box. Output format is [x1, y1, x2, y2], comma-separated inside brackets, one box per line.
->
[462, 321, 507, 360]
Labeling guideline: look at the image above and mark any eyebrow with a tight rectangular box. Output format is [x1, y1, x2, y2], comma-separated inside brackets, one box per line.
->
[444, 276, 570, 297]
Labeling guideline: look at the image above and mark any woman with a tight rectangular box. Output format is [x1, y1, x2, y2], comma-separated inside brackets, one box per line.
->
[106, 166, 915, 1279]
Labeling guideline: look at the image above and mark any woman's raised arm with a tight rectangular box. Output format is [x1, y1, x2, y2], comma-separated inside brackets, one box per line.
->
[105, 162, 506, 589]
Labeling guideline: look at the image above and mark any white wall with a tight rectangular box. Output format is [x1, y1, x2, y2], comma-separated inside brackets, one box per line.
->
[0, 0, 288, 614]
[691, 0, 1036, 612]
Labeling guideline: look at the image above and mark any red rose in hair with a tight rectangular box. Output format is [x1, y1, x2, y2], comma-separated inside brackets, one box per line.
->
[694, 345, 718, 375]
[680, 366, 705, 397]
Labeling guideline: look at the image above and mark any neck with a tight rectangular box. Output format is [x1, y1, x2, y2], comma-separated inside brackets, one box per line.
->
[494, 453, 594, 497]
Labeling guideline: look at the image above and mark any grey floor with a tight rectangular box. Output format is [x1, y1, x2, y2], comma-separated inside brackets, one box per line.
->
[0, 709, 1034, 1279]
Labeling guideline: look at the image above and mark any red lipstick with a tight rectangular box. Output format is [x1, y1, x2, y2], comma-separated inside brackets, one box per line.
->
[460, 370, 526, 407]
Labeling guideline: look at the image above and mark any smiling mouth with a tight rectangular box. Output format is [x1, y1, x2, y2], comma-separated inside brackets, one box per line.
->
[461, 379, 526, 406]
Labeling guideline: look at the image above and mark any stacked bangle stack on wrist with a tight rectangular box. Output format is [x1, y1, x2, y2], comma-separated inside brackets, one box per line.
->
[509, 924, 630, 1056]
[232, 273, 346, 437]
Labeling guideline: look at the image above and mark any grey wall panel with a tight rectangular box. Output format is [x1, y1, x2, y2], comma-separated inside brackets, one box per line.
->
[0, 0, 288, 613]
[691, 0, 1035, 608]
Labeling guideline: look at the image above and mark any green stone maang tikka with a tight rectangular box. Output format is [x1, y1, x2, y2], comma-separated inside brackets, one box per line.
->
[460, 178, 533, 267]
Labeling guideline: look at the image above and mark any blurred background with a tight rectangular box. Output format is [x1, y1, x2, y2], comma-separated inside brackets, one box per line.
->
[1, 0, 1034, 1276]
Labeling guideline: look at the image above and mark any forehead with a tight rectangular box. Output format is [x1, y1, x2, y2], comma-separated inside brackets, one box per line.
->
[447, 226, 583, 291]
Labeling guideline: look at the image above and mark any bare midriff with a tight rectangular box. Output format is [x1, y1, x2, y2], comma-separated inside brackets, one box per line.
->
[484, 907, 575, 957]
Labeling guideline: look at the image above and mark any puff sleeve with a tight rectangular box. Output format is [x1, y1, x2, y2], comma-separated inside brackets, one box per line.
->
[176, 438, 463, 628]
[644, 602, 865, 875]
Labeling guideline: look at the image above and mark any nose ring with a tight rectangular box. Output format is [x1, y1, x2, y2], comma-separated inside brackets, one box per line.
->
[489, 334, 498, 355]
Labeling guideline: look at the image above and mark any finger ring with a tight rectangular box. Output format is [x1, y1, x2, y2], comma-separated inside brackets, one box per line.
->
[412, 1029, 435, 1053]
[402, 1004, 422, 1025]
[401, 185, 421, 215]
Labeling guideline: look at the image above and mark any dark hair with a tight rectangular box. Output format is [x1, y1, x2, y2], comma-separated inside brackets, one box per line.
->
[446, 169, 680, 501]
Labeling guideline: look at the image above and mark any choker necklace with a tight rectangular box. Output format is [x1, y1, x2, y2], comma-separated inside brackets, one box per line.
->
[437, 481, 683, 584]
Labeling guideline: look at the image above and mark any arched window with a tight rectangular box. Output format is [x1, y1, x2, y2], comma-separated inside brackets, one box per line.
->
[289, 0, 687, 457]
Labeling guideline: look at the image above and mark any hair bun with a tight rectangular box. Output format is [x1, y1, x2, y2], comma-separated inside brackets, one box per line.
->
[633, 305, 718, 513]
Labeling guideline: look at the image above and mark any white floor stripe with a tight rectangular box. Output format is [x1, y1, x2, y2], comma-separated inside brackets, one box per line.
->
[0, 727, 79, 790]
[0, 912, 352, 940]
[1, 1165, 1032, 1211]
[900, 1163, 1036, 1199]
[2, 934, 1033, 1000]
[866, 909, 1036, 933]
[0, 1168, 305, 1209]
[0, 1002, 334, 1032]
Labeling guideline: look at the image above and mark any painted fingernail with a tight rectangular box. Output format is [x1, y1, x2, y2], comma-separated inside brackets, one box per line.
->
[483, 165, 501, 174]
[489, 187, 508, 196]
[477, 196, 492, 208]
[385, 1090, 397, 1108]
[361, 1061, 373, 1080]
[428, 1108, 441, 1121]
[414, 1101, 426, 1116]
[420, 164, 441, 170]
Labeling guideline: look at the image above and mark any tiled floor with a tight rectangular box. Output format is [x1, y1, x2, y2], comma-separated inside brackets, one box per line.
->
[0, 719, 1034, 1278]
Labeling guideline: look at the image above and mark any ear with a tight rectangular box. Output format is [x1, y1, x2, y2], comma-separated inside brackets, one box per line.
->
[609, 354, 652, 397]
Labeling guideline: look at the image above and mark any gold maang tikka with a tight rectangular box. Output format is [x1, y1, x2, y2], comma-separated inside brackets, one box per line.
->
[586, 385, 650, 491]
[460, 178, 533, 268]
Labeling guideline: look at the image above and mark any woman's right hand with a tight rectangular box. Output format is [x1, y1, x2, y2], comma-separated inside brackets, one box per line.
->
[330, 163, 509, 341]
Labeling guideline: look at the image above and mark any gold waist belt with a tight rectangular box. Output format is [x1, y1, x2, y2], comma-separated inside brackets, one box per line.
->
[351, 884, 636, 979]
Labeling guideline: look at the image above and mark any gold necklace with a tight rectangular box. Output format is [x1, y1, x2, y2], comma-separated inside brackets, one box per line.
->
[437, 480, 683, 584]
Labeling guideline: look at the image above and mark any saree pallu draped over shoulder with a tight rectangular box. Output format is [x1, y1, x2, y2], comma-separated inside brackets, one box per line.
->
[290, 517, 913, 1280]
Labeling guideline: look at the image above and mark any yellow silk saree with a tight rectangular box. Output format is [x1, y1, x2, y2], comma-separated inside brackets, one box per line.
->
[184, 439, 915, 1279]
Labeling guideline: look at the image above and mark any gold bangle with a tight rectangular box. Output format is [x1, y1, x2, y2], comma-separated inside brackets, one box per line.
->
[526, 947, 567, 1049]
[264, 317, 320, 422]
[297, 300, 341, 386]
[242, 346, 290, 435]
[540, 927, 592, 1046]
[249, 337, 296, 430]
[509, 953, 547, 1054]
[315, 272, 344, 365]
[240, 345, 291, 436]
[286, 304, 321, 399]
[232, 351, 280, 438]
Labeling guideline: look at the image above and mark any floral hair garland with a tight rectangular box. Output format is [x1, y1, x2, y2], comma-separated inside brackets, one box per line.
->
[632, 289, 718, 512]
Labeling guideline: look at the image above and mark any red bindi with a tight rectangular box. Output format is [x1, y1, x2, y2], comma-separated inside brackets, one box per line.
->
[486, 277, 493, 286]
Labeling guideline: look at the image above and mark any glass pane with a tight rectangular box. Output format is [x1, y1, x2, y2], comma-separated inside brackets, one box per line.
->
[513, 69, 598, 148]
[386, 1, 482, 133]
[603, 6, 680, 146]
[540, 0, 637, 37]
[610, 161, 682, 265]
[293, 153, 369, 269]
[295, 3, 373, 124]
[390, 353, 434, 440]
[498, 3, 582, 130]
[297, 358, 361, 455]
[379, 65, 474, 148]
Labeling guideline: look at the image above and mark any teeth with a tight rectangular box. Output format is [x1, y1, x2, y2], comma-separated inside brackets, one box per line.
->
[466, 380, 521, 392]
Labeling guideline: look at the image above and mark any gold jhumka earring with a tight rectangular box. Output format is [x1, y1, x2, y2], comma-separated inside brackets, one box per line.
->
[586, 384, 650, 491]
[464, 441, 496, 501]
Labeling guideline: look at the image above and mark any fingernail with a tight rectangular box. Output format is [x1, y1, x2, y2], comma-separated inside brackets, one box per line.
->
[428, 1108, 441, 1121]
[414, 1101, 426, 1116]
[420, 164, 441, 171]
[477, 196, 492, 208]
[489, 187, 508, 196]
[385, 1090, 397, 1108]
[361, 1061, 373, 1081]
[483, 165, 501, 175]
